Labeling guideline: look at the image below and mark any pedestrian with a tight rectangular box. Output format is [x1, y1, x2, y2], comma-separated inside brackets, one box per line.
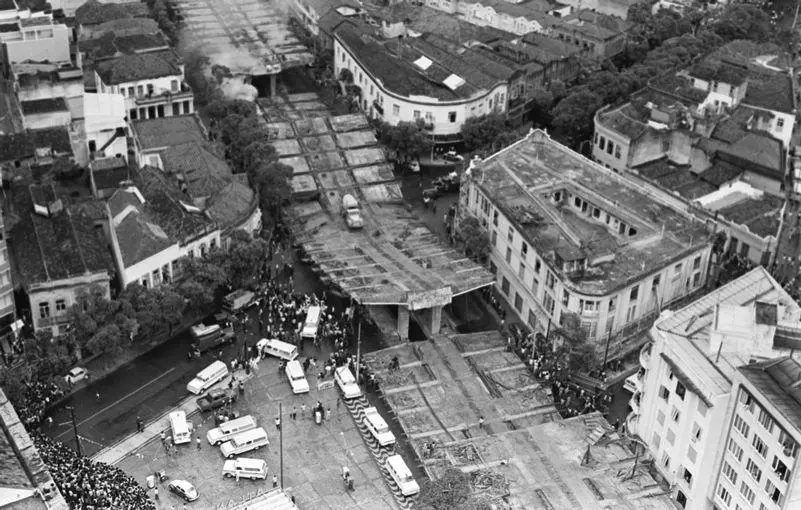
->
[275, 416, 281, 430]
[47, 416, 54, 427]
[136, 417, 143, 433]
[160, 431, 166, 444]
[235, 471, 240, 482]
[478, 416, 485, 430]
[196, 436, 201, 449]
[154, 486, 159, 500]
[301, 403, 306, 418]
[325, 407, 331, 421]
[95, 392, 100, 401]
[292, 405, 297, 420]
[273, 474, 279, 488]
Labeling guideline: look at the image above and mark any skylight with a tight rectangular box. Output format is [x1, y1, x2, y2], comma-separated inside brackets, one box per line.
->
[414, 56, 432, 70]
[443, 74, 465, 90]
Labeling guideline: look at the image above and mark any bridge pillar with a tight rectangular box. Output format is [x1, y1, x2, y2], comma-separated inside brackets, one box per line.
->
[270, 74, 277, 97]
[397, 305, 410, 341]
[428, 305, 442, 335]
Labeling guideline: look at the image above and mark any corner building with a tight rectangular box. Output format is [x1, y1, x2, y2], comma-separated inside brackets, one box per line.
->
[459, 129, 712, 359]
[633, 267, 801, 509]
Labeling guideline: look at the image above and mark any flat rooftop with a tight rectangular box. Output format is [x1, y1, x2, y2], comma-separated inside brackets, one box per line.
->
[473, 129, 710, 295]
[653, 267, 800, 400]
[268, 95, 492, 306]
[365, 332, 674, 509]
[171, 0, 312, 74]
[739, 357, 801, 434]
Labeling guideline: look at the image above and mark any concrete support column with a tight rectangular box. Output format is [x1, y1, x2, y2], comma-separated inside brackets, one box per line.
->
[397, 306, 410, 341]
[429, 305, 443, 335]
[270, 74, 277, 98]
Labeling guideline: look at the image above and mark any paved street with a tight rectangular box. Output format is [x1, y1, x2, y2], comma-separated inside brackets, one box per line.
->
[116, 354, 402, 510]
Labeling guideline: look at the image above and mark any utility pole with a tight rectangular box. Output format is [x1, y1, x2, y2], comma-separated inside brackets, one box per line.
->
[279, 401, 283, 488]
[67, 406, 82, 456]
[355, 322, 362, 383]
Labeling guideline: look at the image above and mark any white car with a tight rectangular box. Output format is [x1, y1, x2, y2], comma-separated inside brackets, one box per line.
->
[443, 150, 464, 162]
[64, 367, 88, 385]
[168, 479, 199, 502]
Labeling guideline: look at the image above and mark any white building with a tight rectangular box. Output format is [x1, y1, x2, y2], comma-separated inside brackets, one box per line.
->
[631, 266, 801, 509]
[0, 6, 70, 71]
[20, 97, 70, 130]
[334, 24, 509, 142]
[423, 0, 568, 35]
[459, 129, 713, 359]
[82, 92, 128, 165]
[94, 51, 194, 122]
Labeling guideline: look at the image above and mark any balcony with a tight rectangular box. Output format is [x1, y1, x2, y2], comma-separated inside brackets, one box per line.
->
[134, 82, 194, 106]
[372, 100, 383, 115]
[640, 344, 651, 369]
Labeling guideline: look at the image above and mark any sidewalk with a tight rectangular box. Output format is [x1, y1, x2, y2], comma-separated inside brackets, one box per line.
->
[92, 368, 253, 465]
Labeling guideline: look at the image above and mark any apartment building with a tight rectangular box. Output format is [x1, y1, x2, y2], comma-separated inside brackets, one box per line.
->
[459, 129, 712, 359]
[632, 267, 801, 509]
[0, 6, 70, 73]
[334, 24, 510, 141]
[424, 0, 570, 36]
[0, 208, 17, 356]
[94, 51, 194, 121]
[547, 9, 630, 59]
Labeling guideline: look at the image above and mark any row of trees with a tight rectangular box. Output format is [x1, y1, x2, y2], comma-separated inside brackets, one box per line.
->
[539, 2, 785, 147]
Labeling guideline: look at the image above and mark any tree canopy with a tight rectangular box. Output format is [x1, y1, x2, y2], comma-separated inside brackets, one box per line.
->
[457, 216, 491, 263]
[375, 120, 432, 162]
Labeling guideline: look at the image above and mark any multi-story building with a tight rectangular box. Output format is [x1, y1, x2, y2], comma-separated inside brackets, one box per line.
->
[557, 0, 638, 19]
[0, 6, 70, 74]
[424, 0, 570, 36]
[547, 9, 630, 60]
[82, 92, 129, 165]
[94, 51, 194, 121]
[459, 129, 712, 359]
[631, 266, 801, 509]
[6, 183, 112, 335]
[0, 207, 17, 356]
[334, 24, 510, 142]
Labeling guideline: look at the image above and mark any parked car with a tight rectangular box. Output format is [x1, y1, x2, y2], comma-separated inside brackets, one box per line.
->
[64, 367, 88, 385]
[196, 388, 237, 412]
[341, 194, 364, 229]
[168, 480, 199, 502]
[443, 150, 464, 162]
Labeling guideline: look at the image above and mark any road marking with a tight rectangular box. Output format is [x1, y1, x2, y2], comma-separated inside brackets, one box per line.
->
[55, 368, 177, 440]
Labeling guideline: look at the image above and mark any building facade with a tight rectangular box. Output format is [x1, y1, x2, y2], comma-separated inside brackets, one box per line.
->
[459, 129, 712, 360]
[1, 10, 71, 72]
[632, 267, 801, 509]
[0, 207, 17, 356]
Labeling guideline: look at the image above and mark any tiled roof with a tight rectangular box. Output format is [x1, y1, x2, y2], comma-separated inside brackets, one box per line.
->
[596, 105, 648, 140]
[20, 97, 69, 115]
[110, 194, 175, 267]
[0, 128, 73, 162]
[401, 5, 511, 44]
[706, 118, 783, 177]
[159, 142, 231, 199]
[205, 177, 258, 231]
[82, 17, 161, 38]
[688, 60, 749, 87]
[75, 0, 150, 26]
[697, 160, 744, 187]
[80, 31, 169, 60]
[474, 0, 561, 20]
[716, 194, 783, 238]
[95, 51, 180, 85]
[91, 159, 132, 191]
[633, 158, 717, 200]
[549, 9, 630, 41]
[739, 357, 801, 433]
[132, 115, 208, 151]
[744, 70, 794, 114]
[7, 184, 111, 286]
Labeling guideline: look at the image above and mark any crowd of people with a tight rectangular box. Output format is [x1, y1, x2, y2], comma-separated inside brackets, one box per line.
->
[18, 380, 65, 427]
[34, 434, 155, 510]
[504, 318, 612, 419]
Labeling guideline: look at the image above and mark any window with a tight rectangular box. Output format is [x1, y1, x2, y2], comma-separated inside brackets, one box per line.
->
[574, 196, 582, 207]
[658, 385, 670, 401]
[493, 210, 499, 226]
[518, 261, 525, 279]
[661, 451, 670, 468]
[675, 381, 686, 400]
[501, 277, 510, 296]
[527, 310, 537, 329]
[683, 468, 693, 487]
[393, 104, 400, 115]
[55, 299, 66, 313]
[652, 431, 661, 449]
[562, 290, 570, 307]
[171, 79, 179, 92]
[506, 247, 512, 263]
[752, 435, 768, 458]
[147, 83, 154, 95]
[722, 461, 738, 485]
[543, 292, 555, 315]
[671, 406, 680, 423]
[673, 263, 682, 278]
[448, 111, 457, 122]
[666, 429, 676, 445]
[779, 430, 798, 458]
[614, 146, 621, 159]
[777, 118, 785, 129]
[758, 408, 775, 434]
[606, 140, 613, 154]
[629, 286, 639, 301]
[598, 136, 606, 150]
[772, 455, 790, 482]
[657, 410, 665, 425]
[608, 296, 616, 312]
[546, 272, 555, 290]
[491, 230, 497, 246]
[729, 438, 744, 462]
[532, 277, 539, 296]
[765, 479, 783, 504]
[734, 414, 750, 439]
[508, 227, 515, 243]
[514, 293, 523, 312]
[413, 110, 421, 119]
[740, 481, 755, 504]
[425, 111, 433, 123]
[693, 256, 701, 270]
[740, 392, 756, 413]
[717, 484, 731, 506]
[521, 242, 528, 258]
[39, 302, 50, 319]
[534, 258, 541, 274]
[136, 84, 144, 96]
[746, 458, 763, 482]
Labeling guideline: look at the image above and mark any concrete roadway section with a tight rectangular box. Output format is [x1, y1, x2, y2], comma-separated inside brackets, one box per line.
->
[116, 355, 402, 510]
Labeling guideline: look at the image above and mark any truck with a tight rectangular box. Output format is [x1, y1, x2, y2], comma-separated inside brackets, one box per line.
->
[222, 289, 255, 313]
[190, 322, 234, 353]
[196, 388, 237, 412]
[341, 194, 364, 230]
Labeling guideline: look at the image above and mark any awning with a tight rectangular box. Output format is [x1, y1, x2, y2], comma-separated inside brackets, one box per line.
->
[660, 352, 713, 408]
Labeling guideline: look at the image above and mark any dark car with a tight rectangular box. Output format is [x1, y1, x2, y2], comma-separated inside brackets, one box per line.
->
[196, 388, 236, 412]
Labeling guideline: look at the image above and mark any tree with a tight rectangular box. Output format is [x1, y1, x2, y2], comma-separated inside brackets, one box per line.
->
[120, 284, 185, 339]
[460, 114, 508, 152]
[338, 68, 354, 83]
[218, 231, 269, 289]
[417, 469, 473, 510]
[457, 216, 490, 263]
[67, 285, 138, 357]
[240, 141, 278, 175]
[376, 120, 432, 162]
[712, 4, 772, 43]
[252, 160, 294, 228]
[550, 89, 604, 148]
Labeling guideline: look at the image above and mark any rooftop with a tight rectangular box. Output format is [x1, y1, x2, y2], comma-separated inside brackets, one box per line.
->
[549, 9, 630, 41]
[519, 32, 589, 63]
[399, 5, 512, 43]
[0, 127, 72, 162]
[94, 50, 180, 85]
[335, 25, 508, 102]
[472, 129, 710, 296]
[132, 115, 208, 152]
[204, 176, 258, 232]
[633, 158, 716, 200]
[743, 69, 795, 114]
[74, 0, 149, 26]
[80, 17, 160, 39]
[79, 31, 169, 60]
[108, 189, 176, 267]
[20, 97, 69, 115]
[0, 390, 68, 509]
[7, 183, 112, 286]
[159, 142, 231, 199]
[476, 0, 562, 20]
[90, 157, 132, 191]
[654, 267, 800, 400]
[739, 357, 801, 433]
[703, 184, 783, 239]
[687, 60, 749, 87]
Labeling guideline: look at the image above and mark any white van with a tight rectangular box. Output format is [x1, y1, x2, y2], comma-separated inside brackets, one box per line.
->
[169, 411, 192, 445]
[206, 415, 258, 446]
[385, 454, 419, 496]
[220, 427, 269, 458]
[187, 360, 229, 395]
[301, 306, 321, 339]
[285, 360, 310, 394]
[364, 407, 395, 446]
[335, 366, 362, 399]
[222, 457, 268, 480]
[257, 338, 298, 361]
